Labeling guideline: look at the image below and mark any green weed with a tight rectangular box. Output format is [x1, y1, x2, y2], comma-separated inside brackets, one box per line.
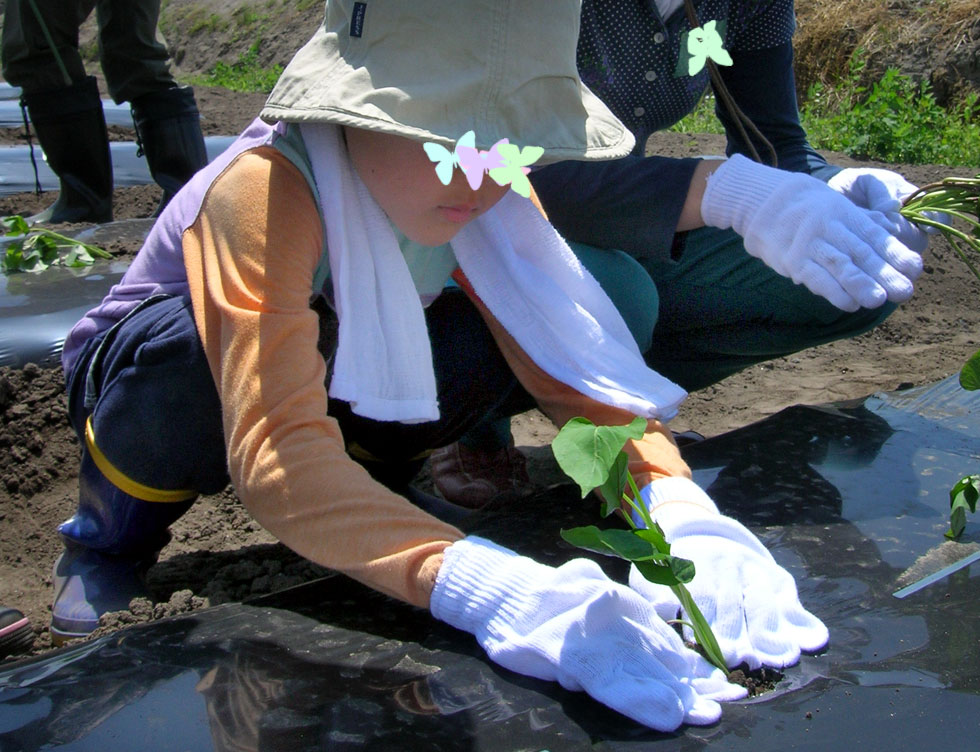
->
[232, 6, 263, 26]
[189, 13, 226, 34]
[191, 41, 283, 93]
[668, 94, 725, 136]
[802, 65, 980, 166]
[668, 59, 980, 167]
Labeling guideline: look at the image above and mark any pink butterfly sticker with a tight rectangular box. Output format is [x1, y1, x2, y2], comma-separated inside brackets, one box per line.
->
[424, 132, 544, 195]
[456, 139, 508, 190]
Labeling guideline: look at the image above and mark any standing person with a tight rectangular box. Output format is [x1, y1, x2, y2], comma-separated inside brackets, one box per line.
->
[432, 0, 935, 508]
[1, 0, 208, 223]
[51, 0, 827, 732]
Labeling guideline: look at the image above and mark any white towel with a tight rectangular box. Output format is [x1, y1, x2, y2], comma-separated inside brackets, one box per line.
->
[300, 124, 687, 424]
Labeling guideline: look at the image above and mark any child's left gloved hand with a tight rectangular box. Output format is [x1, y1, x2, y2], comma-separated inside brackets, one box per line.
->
[430, 535, 745, 731]
[628, 476, 829, 670]
[827, 167, 946, 253]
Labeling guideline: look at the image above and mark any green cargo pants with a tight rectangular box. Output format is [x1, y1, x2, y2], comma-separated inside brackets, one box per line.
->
[2, 0, 176, 102]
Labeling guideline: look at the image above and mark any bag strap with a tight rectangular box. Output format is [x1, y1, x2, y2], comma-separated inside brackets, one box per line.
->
[682, 0, 777, 166]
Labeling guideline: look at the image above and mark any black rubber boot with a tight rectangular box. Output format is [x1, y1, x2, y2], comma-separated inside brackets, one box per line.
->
[23, 76, 113, 225]
[131, 86, 208, 215]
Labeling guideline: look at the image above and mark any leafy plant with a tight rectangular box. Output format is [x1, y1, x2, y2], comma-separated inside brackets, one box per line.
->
[900, 175, 980, 538]
[900, 174, 980, 393]
[670, 57, 980, 167]
[901, 175, 980, 286]
[801, 56, 980, 167]
[947, 475, 979, 540]
[194, 41, 283, 93]
[1, 215, 111, 273]
[668, 94, 724, 136]
[551, 416, 728, 672]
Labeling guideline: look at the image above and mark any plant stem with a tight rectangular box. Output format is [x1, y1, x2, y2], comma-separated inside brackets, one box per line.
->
[947, 235, 980, 284]
[625, 473, 657, 531]
[40, 230, 112, 259]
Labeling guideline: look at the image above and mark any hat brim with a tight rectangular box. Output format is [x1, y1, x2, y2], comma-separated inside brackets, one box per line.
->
[260, 7, 635, 163]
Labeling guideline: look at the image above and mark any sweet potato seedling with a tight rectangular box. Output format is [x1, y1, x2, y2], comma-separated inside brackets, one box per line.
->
[551, 416, 728, 673]
[2, 214, 111, 273]
[901, 175, 980, 538]
[947, 475, 979, 540]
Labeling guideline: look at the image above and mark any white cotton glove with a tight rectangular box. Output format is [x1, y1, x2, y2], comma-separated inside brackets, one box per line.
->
[701, 153, 923, 312]
[827, 167, 945, 254]
[431, 535, 747, 732]
[628, 477, 829, 671]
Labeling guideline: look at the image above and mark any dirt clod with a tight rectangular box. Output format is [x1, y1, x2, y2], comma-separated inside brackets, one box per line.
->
[728, 667, 785, 697]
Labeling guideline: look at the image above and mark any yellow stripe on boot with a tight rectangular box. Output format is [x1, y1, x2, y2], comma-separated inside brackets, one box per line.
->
[85, 416, 197, 503]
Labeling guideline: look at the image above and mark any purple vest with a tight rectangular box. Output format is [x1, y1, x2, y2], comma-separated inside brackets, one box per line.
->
[61, 119, 286, 376]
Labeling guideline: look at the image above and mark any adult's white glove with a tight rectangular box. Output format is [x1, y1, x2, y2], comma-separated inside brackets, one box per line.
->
[431, 535, 747, 731]
[827, 167, 944, 254]
[701, 154, 923, 312]
[628, 477, 829, 670]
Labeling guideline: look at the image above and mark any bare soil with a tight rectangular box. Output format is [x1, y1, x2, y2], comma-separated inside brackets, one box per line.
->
[1, 1, 978, 664]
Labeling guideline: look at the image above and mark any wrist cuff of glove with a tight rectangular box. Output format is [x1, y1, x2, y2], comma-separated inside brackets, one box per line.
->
[636, 477, 719, 535]
[701, 153, 794, 231]
[430, 535, 549, 636]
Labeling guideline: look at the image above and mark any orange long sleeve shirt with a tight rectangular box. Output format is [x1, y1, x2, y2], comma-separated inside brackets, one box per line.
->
[181, 145, 691, 610]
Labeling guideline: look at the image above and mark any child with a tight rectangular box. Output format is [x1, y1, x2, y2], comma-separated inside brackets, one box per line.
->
[53, 0, 826, 732]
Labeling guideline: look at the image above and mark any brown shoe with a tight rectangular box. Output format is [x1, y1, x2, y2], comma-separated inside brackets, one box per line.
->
[429, 440, 531, 509]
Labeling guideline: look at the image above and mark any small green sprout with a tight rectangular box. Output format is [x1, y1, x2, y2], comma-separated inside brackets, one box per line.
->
[551, 416, 728, 673]
[946, 475, 979, 541]
[2, 215, 112, 274]
[901, 175, 980, 539]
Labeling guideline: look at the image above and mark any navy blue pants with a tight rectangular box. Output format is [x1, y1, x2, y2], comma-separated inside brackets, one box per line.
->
[65, 289, 540, 496]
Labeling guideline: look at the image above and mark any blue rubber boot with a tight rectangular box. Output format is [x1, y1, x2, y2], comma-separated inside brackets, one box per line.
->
[51, 421, 196, 645]
[51, 542, 153, 644]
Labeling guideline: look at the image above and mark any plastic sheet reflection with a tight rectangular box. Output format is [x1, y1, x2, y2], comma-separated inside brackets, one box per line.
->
[0, 137, 235, 195]
[0, 220, 151, 367]
[0, 377, 978, 750]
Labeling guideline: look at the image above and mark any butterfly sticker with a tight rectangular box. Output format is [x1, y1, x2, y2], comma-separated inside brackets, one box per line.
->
[423, 130, 476, 185]
[423, 131, 544, 197]
[488, 143, 545, 198]
[685, 20, 732, 76]
[456, 138, 508, 190]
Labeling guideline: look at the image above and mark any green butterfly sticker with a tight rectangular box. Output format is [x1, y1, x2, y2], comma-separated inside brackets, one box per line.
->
[487, 143, 545, 198]
[675, 19, 732, 77]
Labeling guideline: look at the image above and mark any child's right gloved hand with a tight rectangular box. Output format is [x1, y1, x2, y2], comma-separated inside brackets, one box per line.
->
[627, 477, 829, 671]
[430, 535, 746, 732]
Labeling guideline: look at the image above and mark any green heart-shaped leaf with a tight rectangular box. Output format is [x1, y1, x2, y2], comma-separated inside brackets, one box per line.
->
[960, 349, 980, 391]
[552, 416, 646, 497]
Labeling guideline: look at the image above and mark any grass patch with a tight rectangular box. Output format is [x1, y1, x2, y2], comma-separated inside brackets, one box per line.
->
[190, 41, 283, 93]
[79, 36, 100, 65]
[232, 6, 264, 26]
[189, 13, 226, 34]
[668, 94, 725, 135]
[668, 60, 980, 167]
[163, 5, 228, 36]
[801, 55, 980, 166]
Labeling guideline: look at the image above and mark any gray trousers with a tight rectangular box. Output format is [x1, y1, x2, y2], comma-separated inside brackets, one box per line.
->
[2, 0, 176, 102]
